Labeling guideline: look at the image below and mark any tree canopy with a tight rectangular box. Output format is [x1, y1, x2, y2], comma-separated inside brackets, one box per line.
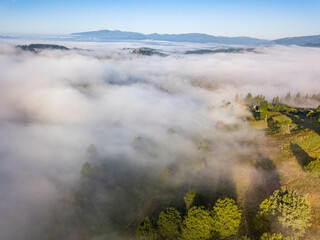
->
[137, 217, 159, 240]
[158, 208, 182, 240]
[212, 198, 242, 238]
[254, 187, 311, 239]
[182, 206, 215, 240]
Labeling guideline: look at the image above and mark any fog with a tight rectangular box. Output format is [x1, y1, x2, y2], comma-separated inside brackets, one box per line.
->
[0, 41, 320, 239]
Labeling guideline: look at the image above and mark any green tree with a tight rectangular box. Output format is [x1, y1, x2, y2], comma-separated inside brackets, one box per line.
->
[167, 128, 176, 135]
[235, 94, 239, 103]
[272, 97, 280, 105]
[295, 92, 301, 103]
[260, 233, 291, 240]
[86, 144, 98, 159]
[259, 110, 270, 122]
[182, 206, 214, 240]
[212, 198, 242, 239]
[184, 190, 199, 211]
[316, 105, 320, 113]
[158, 208, 182, 240]
[160, 168, 173, 183]
[198, 140, 212, 153]
[285, 92, 291, 102]
[137, 217, 159, 240]
[259, 101, 269, 111]
[245, 93, 253, 104]
[80, 162, 93, 183]
[306, 110, 314, 123]
[254, 187, 311, 239]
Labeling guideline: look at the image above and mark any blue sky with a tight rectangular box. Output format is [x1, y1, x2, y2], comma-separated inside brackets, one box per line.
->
[0, 0, 320, 39]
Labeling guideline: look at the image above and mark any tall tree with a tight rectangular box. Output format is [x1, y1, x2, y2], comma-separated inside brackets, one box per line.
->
[158, 208, 182, 240]
[212, 198, 242, 239]
[285, 92, 291, 102]
[137, 217, 159, 240]
[182, 207, 214, 240]
[254, 187, 311, 239]
[184, 190, 199, 211]
[245, 93, 253, 104]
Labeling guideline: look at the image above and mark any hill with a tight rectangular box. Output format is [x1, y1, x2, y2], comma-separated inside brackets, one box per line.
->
[273, 35, 320, 46]
[16, 44, 69, 52]
[71, 30, 268, 45]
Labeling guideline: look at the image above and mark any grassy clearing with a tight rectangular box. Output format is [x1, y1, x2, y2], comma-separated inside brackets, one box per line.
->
[251, 113, 320, 239]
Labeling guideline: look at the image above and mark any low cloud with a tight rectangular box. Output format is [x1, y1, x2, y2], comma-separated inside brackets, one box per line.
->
[0, 41, 319, 239]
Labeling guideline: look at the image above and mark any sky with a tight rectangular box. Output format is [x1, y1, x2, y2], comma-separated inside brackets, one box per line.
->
[0, 0, 320, 39]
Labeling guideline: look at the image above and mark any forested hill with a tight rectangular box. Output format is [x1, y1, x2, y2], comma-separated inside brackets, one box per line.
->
[70, 30, 268, 45]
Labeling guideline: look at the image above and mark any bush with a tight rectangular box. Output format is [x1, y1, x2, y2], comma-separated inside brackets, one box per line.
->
[305, 158, 320, 177]
[267, 118, 279, 131]
[137, 217, 159, 240]
[254, 187, 311, 239]
[157, 208, 182, 240]
[212, 198, 242, 238]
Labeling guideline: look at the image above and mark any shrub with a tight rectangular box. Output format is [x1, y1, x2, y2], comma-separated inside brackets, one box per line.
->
[305, 158, 320, 177]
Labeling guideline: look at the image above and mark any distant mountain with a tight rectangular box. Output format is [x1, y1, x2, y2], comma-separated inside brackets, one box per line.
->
[0, 36, 16, 39]
[71, 30, 269, 45]
[273, 35, 320, 47]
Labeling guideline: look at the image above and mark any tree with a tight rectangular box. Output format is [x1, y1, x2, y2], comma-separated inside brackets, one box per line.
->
[80, 162, 93, 183]
[285, 92, 291, 102]
[158, 208, 182, 240]
[86, 144, 98, 159]
[259, 101, 269, 111]
[167, 128, 176, 135]
[254, 187, 311, 239]
[184, 190, 199, 211]
[160, 168, 173, 183]
[198, 140, 212, 153]
[137, 217, 159, 240]
[235, 94, 239, 103]
[295, 92, 301, 103]
[245, 93, 253, 104]
[306, 110, 314, 123]
[182, 206, 214, 240]
[316, 105, 320, 113]
[260, 233, 291, 240]
[212, 198, 242, 239]
[259, 111, 270, 122]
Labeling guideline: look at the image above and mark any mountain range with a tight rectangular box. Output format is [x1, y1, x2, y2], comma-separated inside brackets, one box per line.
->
[1, 30, 320, 47]
[70, 30, 320, 46]
[70, 30, 268, 45]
